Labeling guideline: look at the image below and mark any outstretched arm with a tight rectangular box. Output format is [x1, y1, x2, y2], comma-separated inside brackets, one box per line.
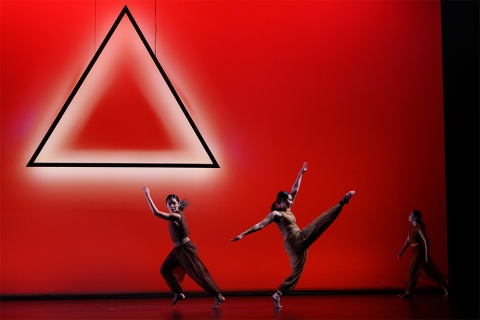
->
[397, 235, 410, 258]
[142, 187, 181, 222]
[231, 211, 280, 242]
[418, 228, 430, 263]
[290, 162, 308, 205]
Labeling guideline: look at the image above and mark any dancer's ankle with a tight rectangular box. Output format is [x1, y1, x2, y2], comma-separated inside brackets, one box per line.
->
[171, 292, 185, 306]
[272, 292, 282, 308]
[212, 293, 225, 309]
[339, 191, 355, 205]
[443, 286, 449, 298]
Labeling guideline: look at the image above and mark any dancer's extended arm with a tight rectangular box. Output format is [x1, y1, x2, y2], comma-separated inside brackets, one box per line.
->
[231, 211, 280, 242]
[142, 187, 181, 222]
[418, 228, 430, 263]
[397, 235, 410, 258]
[291, 162, 308, 205]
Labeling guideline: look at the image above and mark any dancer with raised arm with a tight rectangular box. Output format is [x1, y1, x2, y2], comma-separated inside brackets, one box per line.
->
[397, 210, 448, 298]
[143, 188, 225, 309]
[231, 162, 355, 308]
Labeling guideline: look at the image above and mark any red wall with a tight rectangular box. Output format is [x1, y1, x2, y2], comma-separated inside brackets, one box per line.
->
[1, 0, 447, 295]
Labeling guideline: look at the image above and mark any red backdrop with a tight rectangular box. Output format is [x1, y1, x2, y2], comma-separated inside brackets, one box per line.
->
[1, 0, 447, 295]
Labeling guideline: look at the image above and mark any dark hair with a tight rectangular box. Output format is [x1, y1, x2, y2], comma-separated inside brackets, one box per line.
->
[165, 194, 190, 211]
[271, 191, 290, 211]
[412, 210, 426, 229]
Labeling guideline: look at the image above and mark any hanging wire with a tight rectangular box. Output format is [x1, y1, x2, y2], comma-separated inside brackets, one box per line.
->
[94, 0, 96, 53]
[155, 0, 157, 56]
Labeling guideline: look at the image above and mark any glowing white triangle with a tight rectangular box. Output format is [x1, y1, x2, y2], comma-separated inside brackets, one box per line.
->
[28, 6, 218, 168]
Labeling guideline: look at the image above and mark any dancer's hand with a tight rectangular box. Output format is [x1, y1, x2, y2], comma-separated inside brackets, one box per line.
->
[397, 252, 403, 258]
[142, 187, 150, 195]
[230, 234, 243, 242]
[301, 162, 308, 173]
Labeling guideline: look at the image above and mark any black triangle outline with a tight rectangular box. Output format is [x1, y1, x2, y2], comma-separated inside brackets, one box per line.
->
[27, 5, 219, 168]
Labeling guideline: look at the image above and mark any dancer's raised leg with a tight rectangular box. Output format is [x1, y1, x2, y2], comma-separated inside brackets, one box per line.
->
[295, 191, 355, 251]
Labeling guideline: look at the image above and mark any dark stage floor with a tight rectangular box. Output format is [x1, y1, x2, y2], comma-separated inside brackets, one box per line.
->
[1, 293, 478, 319]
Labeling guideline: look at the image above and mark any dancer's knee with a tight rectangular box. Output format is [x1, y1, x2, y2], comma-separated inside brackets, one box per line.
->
[160, 265, 170, 277]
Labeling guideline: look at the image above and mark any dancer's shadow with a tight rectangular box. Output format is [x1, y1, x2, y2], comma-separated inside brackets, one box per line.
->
[168, 307, 222, 319]
[401, 295, 420, 319]
[212, 308, 223, 319]
[273, 307, 281, 319]
[169, 310, 184, 320]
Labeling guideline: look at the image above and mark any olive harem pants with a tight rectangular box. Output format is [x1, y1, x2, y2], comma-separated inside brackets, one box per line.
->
[405, 245, 448, 292]
[277, 204, 344, 296]
[160, 240, 221, 296]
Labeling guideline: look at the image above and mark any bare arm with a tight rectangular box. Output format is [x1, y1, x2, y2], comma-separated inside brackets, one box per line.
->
[231, 211, 281, 242]
[418, 228, 430, 263]
[142, 187, 181, 222]
[290, 162, 308, 205]
[397, 235, 410, 258]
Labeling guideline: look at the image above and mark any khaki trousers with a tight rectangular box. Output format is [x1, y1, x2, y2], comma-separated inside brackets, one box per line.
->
[277, 204, 344, 295]
[405, 245, 447, 292]
[160, 240, 221, 296]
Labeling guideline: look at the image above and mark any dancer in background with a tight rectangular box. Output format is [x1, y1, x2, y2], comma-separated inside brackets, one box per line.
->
[143, 187, 225, 309]
[231, 162, 355, 308]
[397, 210, 448, 298]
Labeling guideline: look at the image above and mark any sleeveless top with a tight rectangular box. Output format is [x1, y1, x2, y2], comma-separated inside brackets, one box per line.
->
[168, 211, 190, 244]
[274, 209, 301, 240]
[408, 224, 425, 246]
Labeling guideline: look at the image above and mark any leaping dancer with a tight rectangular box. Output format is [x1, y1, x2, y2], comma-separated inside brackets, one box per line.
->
[231, 162, 355, 308]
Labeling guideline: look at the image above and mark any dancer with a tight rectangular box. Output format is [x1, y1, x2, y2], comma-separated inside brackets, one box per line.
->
[397, 210, 448, 298]
[231, 162, 355, 308]
[142, 187, 225, 309]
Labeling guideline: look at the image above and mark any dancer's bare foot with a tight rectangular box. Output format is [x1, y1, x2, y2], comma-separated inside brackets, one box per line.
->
[340, 191, 355, 205]
[443, 286, 449, 298]
[272, 292, 282, 308]
[171, 293, 185, 306]
[398, 292, 411, 298]
[212, 294, 225, 309]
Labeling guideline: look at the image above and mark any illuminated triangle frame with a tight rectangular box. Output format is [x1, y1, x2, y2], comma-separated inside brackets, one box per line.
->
[27, 5, 219, 168]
